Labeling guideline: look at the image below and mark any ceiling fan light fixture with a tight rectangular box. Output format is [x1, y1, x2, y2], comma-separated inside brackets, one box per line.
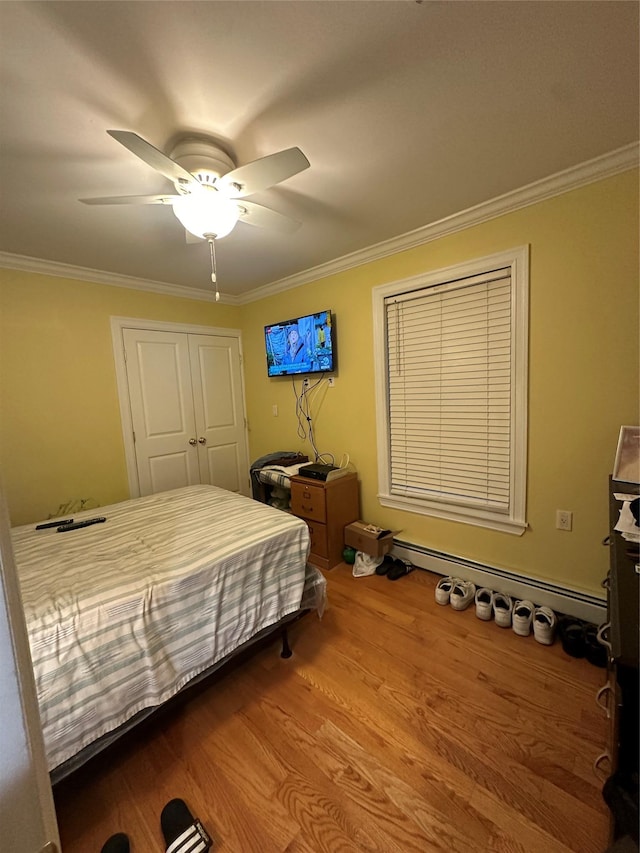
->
[172, 187, 239, 239]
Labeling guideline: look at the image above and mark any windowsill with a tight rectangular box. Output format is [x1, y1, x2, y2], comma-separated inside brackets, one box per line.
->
[378, 492, 528, 536]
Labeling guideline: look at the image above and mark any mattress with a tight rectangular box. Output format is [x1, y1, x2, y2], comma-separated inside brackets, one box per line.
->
[12, 485, 313, 773]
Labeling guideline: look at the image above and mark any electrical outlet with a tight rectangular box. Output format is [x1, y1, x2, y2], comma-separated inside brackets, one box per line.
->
[302, 377, 309, 388]
[556, 510, 573, 531]
[272, 405, 278, 417]
[327, 377, 335, 387]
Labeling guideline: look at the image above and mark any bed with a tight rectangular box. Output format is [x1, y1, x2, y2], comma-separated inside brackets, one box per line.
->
[11, 484, 326, 782]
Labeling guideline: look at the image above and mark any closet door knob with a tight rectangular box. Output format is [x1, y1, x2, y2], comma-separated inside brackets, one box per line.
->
[188, 438, 197, 446]
[198, 437, 207, 445]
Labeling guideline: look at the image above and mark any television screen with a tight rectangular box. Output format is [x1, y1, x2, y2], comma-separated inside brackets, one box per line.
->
[265, 310, 335, 377]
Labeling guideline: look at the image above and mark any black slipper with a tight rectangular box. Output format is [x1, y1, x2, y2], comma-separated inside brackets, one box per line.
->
[558, 616, 586, 658]
[101, 834, 129, 853]
[387, 559, 415, 581]
[584, 623, 607, 668]
[375, 554, 395, 576]
[161, 798, 213, 852]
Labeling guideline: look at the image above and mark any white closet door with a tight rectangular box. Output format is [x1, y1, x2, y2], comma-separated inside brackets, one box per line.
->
[188, 334, 249, 494]
[121, 326, 250, 498]
[123, 329, 201, 495]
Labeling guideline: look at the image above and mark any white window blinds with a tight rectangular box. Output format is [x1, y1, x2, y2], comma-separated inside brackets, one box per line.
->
[385, 268, 512, 513]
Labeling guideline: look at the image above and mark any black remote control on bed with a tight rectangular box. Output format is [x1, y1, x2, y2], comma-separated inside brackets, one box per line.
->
[57, 517, 106, 532]
[35, 518, 74, 529]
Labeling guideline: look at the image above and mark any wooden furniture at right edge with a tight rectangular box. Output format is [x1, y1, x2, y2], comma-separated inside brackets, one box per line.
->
[598, 478, 639, 848]
[290, 473, 359, 571]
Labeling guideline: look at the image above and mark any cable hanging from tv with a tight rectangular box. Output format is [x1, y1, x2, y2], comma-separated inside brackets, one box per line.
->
[293, 374, 328, 461]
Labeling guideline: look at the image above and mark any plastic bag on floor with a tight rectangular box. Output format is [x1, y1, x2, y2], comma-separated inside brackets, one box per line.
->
[352, 551, 383, 577]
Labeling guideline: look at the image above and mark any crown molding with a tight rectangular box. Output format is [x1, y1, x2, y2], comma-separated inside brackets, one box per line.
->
[240, 141, 639, 303]
[1, 143, 637, 305]
[0, 252, 241, 305]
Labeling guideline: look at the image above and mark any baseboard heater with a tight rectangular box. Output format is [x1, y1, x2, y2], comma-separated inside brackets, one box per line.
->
[392, 539, 606, 625]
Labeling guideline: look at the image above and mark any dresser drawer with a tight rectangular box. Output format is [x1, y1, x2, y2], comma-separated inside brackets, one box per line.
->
[290, 472, 359, 571]
[306, 519, 328, 559]
[291, 480, 327, 522]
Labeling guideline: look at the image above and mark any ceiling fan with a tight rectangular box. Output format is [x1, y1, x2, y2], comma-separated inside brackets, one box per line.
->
[80, 130, 310, 299]
[80, 130, 310, 240]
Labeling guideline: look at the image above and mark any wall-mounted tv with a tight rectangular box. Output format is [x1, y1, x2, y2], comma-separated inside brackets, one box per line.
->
[265, 309, 335, 377]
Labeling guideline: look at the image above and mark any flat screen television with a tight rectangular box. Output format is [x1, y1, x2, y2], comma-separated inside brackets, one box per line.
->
[265, 309, 335, 377]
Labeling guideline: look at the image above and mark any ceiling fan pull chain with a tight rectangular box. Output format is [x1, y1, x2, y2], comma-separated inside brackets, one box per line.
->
[207, 236, 220, 302]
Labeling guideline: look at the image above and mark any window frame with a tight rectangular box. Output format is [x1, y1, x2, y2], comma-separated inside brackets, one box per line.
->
[372, 246, 529, 535]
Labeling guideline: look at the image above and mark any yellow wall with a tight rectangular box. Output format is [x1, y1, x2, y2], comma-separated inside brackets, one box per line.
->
[1, 170, 637, 594]
[0, 271, 240, 524]
[241, 170, 639, 594]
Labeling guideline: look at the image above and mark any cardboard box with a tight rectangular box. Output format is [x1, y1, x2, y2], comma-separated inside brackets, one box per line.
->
[344, 520, 395, 558]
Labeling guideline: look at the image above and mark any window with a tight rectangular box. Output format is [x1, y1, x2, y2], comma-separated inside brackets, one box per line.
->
[373, 247, 529, 534]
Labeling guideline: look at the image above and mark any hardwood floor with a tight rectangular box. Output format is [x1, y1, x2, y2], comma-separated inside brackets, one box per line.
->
[54, 565, 611, 853]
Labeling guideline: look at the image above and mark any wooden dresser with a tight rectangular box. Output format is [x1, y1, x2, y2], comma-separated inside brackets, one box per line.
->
[290, 473, 359, 570]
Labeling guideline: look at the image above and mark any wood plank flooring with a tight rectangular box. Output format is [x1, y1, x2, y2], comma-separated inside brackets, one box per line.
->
[53, 565, 611, 852]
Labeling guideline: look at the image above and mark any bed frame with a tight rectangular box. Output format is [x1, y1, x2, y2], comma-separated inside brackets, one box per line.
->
[50, 605, 315, 785]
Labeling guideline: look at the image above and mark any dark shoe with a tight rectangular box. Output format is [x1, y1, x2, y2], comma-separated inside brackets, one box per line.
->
[101, 834, 129, 853]
[375, 554, 395, 576]
[558, 616, 586, 658]
[584, 623, 608, 667]
[161, 798, 212, 852]
[387, 559, 415, 581]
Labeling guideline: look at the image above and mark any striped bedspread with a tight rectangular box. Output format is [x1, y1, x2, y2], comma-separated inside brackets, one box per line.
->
[12, 485, 312, 772]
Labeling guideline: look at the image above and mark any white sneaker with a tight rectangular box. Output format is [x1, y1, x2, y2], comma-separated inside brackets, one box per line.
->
[493, 593, 513, 628]
[475, 587, 494, 620]
[434, 576, 458, 606]
[533, 606, 557, 645]
[450, 580, 476, 611]
[512, 600, 535, 636]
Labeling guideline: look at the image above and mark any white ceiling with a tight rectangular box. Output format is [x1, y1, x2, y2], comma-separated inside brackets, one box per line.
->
[0, 1, 638, 300]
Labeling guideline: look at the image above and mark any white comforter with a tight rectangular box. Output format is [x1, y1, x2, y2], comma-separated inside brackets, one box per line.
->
[12, 485, 311, 772]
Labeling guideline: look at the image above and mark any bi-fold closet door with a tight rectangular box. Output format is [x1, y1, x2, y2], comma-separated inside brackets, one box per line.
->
[122, 327, 249, 497]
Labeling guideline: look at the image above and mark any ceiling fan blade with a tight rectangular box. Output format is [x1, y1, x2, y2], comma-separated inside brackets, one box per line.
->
[79, 194, 179, 205]
[107, 130, 201, 190]
[218, 147, 309, 198]
[238, 200, 301, 233]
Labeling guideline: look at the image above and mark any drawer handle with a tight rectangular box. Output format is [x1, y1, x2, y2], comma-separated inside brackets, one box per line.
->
[593, 751, 611, 781]
[596, 623, 612, 652]
[595, 683, 613, 718]
[600, 573, 611, 589]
